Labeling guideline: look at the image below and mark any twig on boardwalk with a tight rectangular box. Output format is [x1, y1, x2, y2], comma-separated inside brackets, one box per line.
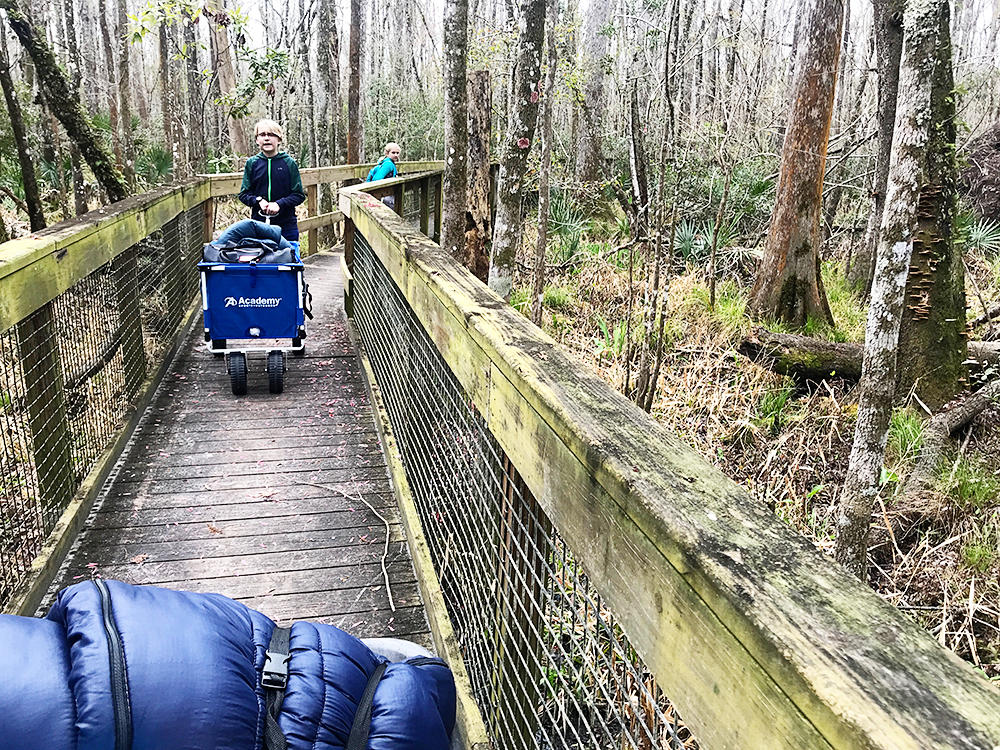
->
[291, 478, 396, 612]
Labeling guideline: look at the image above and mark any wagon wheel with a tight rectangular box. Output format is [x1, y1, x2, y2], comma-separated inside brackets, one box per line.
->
[292, 336, 305, 356]
[212, 339, 226, 358]
[268, 350, 285, 394]
[229, 352, 248, 395]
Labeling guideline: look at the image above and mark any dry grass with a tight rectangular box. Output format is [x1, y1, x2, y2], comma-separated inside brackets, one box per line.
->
[513, 253, 1000, 683]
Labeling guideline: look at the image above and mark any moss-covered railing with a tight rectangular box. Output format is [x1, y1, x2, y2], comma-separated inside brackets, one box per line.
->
[339, 181, 1000, 750]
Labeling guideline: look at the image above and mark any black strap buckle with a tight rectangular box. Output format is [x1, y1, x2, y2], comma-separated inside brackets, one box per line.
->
[263, 650, 290, 689]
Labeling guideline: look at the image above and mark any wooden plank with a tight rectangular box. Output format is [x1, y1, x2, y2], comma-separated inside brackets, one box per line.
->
[339, 186, 1000, 750]
[199, 164, 445, 197]
[108, 470, 393, 499]
[76, 526, 406, 565]
[108, 472, 392, 499]
[87, 551, 415, 587]
[298, 210, 344, 232]
[90, 492, 397, 528]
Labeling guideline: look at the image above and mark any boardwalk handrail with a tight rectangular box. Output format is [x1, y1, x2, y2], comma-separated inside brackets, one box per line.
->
[340, 180, 1000, 750]
[0, 163, 435, 614]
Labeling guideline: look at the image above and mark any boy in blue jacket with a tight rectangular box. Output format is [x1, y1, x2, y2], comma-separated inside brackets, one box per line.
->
[238, 120, 306, 243]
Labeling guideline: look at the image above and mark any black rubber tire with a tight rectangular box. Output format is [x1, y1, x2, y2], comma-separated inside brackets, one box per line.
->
[229, 352, 248, 395]
[212, 339, 226, 359]
[268, 350, 285, 394]
[292, 337, 305, 356]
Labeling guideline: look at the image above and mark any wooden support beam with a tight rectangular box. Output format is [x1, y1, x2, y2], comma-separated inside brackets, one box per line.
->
[307, 183, 318, 256]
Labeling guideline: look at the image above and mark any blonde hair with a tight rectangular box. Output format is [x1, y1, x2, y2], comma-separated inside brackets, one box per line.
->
[255, 119, 284, 140]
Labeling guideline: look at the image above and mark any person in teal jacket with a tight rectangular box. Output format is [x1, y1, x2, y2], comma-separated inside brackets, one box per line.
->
[238, 120, 306, 241]
[367, 142, 401, 182]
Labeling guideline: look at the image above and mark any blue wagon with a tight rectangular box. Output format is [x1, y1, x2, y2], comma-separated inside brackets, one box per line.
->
[198, 246, 308, 395]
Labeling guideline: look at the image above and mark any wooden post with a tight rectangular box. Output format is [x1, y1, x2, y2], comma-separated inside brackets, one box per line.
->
[113, 245, 147, 399]
[202, 196, 214, 243]
[16, 303, 75, 515]
[163, 216, 185, 330]
[307, 183, 318, 256]
[434, 175, 444, 244]
[344, 216, 356, 271]
[419, 176, 430, 236]
[394, 182, 404, 217]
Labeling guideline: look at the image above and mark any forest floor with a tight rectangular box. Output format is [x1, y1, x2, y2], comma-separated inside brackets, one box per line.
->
[510, 240, 1000, 684]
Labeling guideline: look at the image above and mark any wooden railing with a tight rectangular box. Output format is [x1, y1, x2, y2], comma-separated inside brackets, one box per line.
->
[339, 179, 1000, 750]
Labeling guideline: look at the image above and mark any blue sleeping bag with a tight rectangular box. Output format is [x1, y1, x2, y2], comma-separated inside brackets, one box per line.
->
[0, 580, 455, 750]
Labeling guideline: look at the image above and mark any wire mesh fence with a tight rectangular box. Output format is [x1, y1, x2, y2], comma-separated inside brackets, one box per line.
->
[0, 204, 204, 608]
[352, 231, 698, 750]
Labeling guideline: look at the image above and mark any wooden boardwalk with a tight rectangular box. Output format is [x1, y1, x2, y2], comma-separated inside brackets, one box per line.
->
[39, 252, 430, 646]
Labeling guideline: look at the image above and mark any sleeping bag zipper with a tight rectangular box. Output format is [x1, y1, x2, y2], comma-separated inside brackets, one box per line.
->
[95, 579, 133, 750]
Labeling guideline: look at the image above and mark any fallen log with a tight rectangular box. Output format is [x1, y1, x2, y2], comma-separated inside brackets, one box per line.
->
[738, 327, 1000, 383]
[900, 377, 1000, 504]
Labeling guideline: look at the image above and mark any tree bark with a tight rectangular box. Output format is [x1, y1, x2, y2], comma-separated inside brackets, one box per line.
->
[894, 0, 966, 412]
[97, 0, 122, 170]
[159, 23, 174, 157]
[299, 0, 318, 168]
[488, 0, 546, 299]
[531, 0, 557, 325]
[317, 0, 342, 164]
[747, 0, 841, 329]
[848, 0, 904, 297]
[466, 70, 492, 283]
[0, 31, 46, 230]
[1, 0, 127, 203]
[442, 0, 470, 263]
[835, 0, 952, 577]
[116, 0, 136, 187]
[573, 0, 613, 189]
[347, 0, 365, 163]
[183, 11, 206, 173]
[205, 0, 247, 159]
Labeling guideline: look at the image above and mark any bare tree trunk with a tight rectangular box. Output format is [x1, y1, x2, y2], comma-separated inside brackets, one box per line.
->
[895, 2, 966, 411]
[299, 0, 318, 167]
[466, 70, 492, 283]
[60, 0, 87, 214]
[347, 0, 364, 163]
[97, 0, 121, 169]
[205, 0, 247, 159]
[184, 12, 206, 173]
[532, 0, 557, 325]
[835, 0, 954, 577]
[747, 0, 841, 328]
[488, 0, 546, 299]
[1, 0, 128, 203]
[705, 0, 718, 123]
[159, 23, 174, 157]
[318, 0, 342, 161]
[848, 0, 903, 297]
[0, 30, 45, 230]
[442, 0, 469, 262]
[116, 0, 136, 187]
[574, 0, 613, 188]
